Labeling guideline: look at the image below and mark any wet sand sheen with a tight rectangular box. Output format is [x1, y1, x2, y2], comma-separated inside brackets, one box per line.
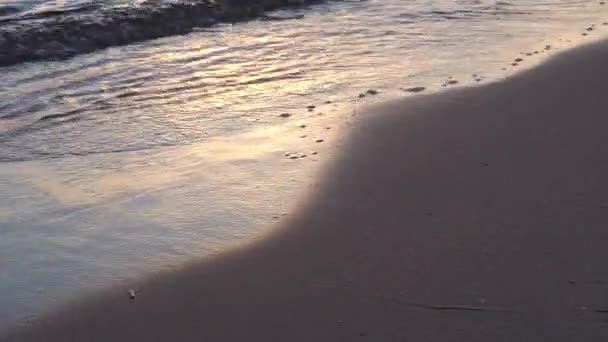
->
[6, 41, 608, 341]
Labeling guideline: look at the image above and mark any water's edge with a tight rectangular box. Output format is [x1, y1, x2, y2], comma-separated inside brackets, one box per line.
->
[2, 0, 607, 329]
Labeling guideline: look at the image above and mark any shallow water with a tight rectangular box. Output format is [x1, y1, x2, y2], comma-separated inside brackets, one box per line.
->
[1, 0, 608, 328]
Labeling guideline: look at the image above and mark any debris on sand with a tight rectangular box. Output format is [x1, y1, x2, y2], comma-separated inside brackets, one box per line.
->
[403, 86, 426, 93]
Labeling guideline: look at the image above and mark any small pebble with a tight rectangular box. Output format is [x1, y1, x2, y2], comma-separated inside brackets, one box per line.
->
[403, 86, 426, 93]
[307, 105, 315, 110]
[315, 139, 324, 143]
[511, 63, 518, 66]
[514, 58, 523, 62]
[311, 151, 318, 155]
[299, 124, 306, 128]
[279, 113, 291, 118]
[128, 289, 136, 300]
[366, 89, 379, 95]
[359, 93, 366, 98]
[446, 80, 458, 85]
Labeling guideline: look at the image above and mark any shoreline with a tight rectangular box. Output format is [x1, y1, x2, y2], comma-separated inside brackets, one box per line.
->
[6, 40, 608, 341]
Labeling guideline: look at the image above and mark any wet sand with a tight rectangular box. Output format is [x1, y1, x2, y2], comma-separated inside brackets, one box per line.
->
[6, 41, 608, 341]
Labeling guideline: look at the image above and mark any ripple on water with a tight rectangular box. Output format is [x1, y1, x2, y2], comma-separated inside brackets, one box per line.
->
[0, 0, 606, 162]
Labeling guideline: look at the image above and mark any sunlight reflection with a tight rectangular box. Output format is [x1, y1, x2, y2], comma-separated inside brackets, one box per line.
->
[23, 115, 338, 209]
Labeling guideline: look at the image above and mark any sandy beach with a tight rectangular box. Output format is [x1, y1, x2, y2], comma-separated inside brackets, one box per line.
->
[5, 40, 608, 341]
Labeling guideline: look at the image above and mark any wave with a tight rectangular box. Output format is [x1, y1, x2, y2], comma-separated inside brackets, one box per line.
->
[0, 0, 326, 67]
[0, 5, 21, 17]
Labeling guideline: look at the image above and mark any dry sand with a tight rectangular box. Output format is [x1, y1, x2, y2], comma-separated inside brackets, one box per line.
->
[5, 41, 608, 341]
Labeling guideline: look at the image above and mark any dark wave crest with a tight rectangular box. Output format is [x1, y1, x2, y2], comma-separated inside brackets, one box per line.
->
[0, 5, 21, 17]
[0, 0, 325, 67]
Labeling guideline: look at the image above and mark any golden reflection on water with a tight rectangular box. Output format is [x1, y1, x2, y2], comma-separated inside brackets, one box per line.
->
[22, 117, 337, 209]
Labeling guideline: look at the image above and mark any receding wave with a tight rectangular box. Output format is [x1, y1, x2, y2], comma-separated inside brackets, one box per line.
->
[0, 0, 326, 67]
